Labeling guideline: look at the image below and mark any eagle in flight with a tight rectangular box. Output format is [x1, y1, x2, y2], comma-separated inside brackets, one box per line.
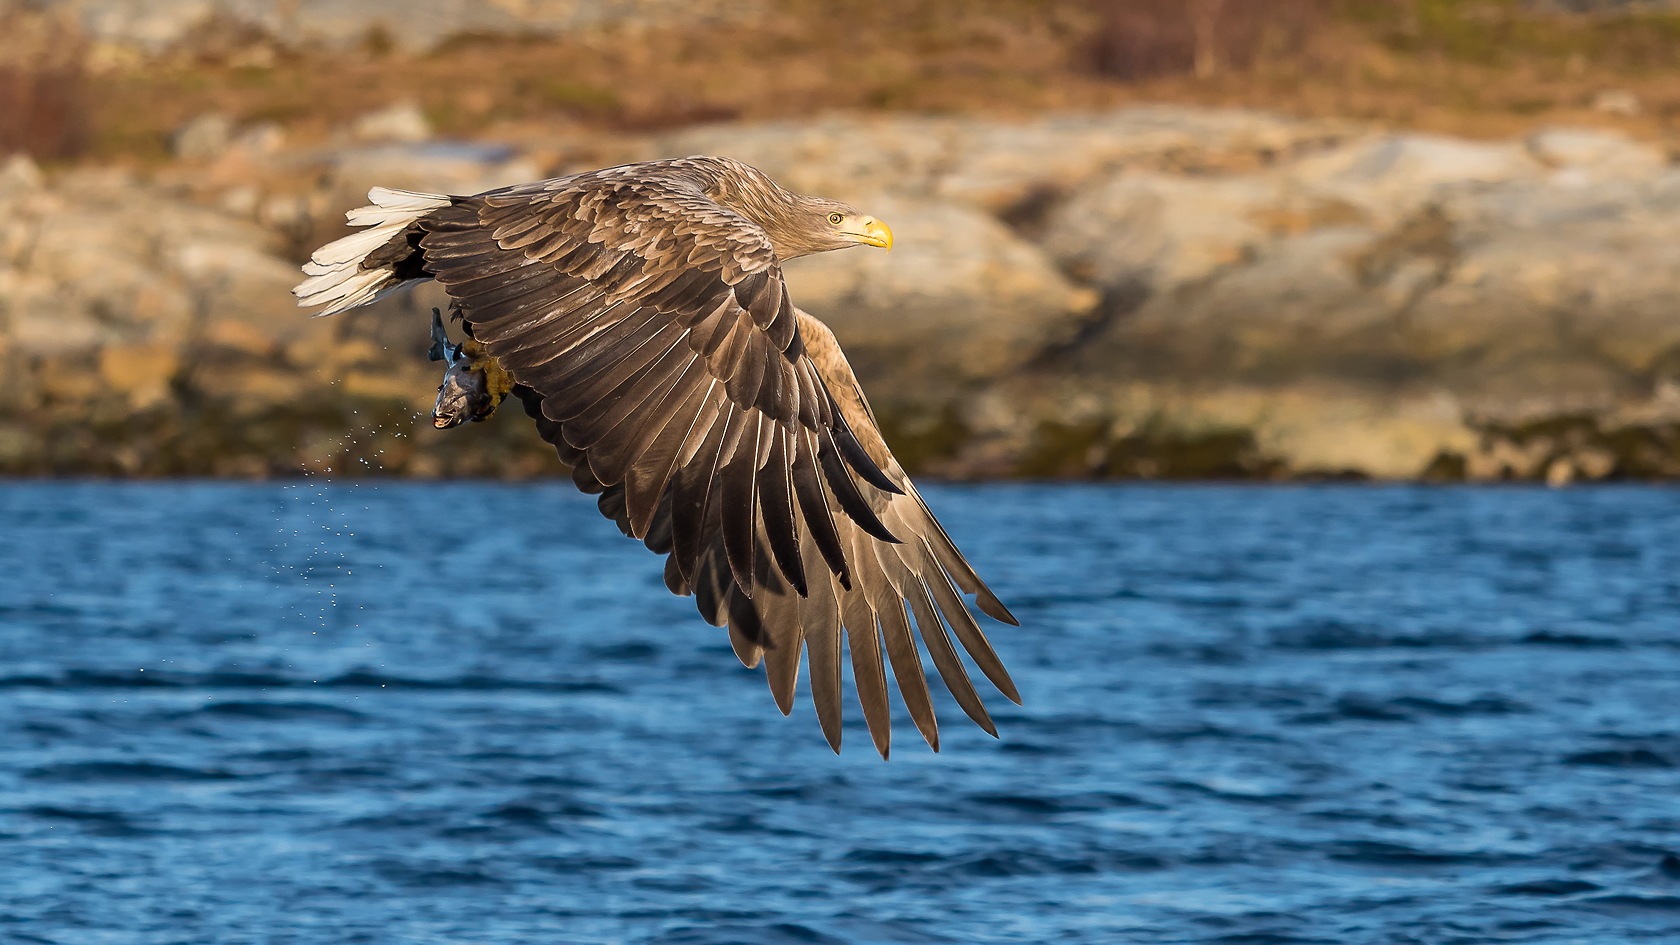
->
[294, 156, 1019, 757]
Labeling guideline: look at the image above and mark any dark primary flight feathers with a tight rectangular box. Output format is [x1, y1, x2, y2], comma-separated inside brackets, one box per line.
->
[293, 155, 1019, 757]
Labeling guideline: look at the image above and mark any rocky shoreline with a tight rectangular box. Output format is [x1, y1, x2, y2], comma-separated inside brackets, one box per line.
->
[5, 104, 1680, 481]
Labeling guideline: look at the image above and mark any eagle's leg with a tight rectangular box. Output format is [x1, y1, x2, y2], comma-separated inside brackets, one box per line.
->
[428, 307, 511, 429]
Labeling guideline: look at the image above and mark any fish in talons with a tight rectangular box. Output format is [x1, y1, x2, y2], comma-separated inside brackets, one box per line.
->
[427, 308, 510, 429]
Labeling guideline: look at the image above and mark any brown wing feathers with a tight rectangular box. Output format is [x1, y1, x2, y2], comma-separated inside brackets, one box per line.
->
[418, 167, 1015, 756]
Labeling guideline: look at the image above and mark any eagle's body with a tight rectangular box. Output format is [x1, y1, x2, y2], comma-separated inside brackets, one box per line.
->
[294, 156, 1018, 757]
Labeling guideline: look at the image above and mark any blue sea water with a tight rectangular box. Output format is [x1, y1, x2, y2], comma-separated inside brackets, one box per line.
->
[3, 481, 1680, 944]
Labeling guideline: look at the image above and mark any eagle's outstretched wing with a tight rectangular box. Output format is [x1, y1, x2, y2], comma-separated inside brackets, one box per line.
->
[298, 163, 1019, 756]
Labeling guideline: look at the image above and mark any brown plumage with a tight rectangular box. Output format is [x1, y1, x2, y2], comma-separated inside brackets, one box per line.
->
[293, 156, 1019, 757]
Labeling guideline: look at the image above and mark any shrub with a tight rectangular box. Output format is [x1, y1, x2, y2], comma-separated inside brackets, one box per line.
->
[1086, 0, 1330, 80]
[0, 8, 89, 160]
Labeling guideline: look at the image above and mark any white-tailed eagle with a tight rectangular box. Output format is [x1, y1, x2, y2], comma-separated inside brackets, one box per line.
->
[294, 156, 1019, 757]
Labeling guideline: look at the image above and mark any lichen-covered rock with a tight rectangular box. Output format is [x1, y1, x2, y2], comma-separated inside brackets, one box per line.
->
[0, 165, 553, 476]
[1, 167, 298, 361]
[1011, 120, 1680, 481]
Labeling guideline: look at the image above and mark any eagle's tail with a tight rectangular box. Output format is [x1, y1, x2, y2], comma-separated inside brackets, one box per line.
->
[292, 187, 453, 317]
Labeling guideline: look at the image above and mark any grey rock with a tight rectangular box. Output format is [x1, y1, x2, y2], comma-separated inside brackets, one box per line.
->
[294, 141, 543, 215]
[0, 154, 45, 194]
[0, 168, 300, 360]
[1526, 126, 1664, 177]
[1043, 172, 1289, 293]
[654, 107, 1360, 211]
[1591, 89, 1642, 116]
[173, 113, 235, 161]
[351, 102, 431, 144]
[232, 121, 288, 156]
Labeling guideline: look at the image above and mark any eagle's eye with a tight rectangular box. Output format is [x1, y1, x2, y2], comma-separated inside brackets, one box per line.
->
[827, 212, 844, 225]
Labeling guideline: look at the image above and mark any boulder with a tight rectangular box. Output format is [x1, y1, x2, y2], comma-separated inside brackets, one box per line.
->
[1043, 172, 1291, 292]
[1526, 126, 1665, 178]
[934, 106, 1360, 212]
[1591, 89, 1642, 117]
[654, 107, 1361, 211]
[2, 169, 305, 356]
[0, 163, 558, 476]
[0, 153, 45, 193]
[1003, 118, 1680, 480]
[173, 113, 234, 161]
[782, 194, 1098, 399]
[1281, 133, 1545, 228]
[351, 102, 432, 144]
[321, 142, 541, 203]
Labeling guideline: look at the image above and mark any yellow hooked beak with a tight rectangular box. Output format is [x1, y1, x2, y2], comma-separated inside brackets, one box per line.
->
[850, 217, 893, 250]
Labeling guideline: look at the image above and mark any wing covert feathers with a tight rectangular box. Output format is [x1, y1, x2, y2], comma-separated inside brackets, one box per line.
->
[306, 160, 1018, 756]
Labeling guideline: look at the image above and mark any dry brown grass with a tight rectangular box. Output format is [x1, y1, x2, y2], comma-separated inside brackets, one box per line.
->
[45, 0, 1680, 167]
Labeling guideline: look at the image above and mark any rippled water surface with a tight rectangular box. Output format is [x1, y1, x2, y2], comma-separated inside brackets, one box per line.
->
[4, 482, 1680, 944]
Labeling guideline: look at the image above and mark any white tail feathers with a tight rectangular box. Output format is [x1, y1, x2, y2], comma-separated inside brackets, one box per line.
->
[292, 187, 453, 317]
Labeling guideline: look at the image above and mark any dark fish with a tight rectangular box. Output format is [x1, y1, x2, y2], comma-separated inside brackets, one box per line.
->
[428, 308, 509, 429]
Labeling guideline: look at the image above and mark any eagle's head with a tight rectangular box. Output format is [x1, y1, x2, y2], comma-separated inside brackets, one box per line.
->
[782, 197, 894, 258]
[738, 193, 892, 260]
[694, 156, 893, 260]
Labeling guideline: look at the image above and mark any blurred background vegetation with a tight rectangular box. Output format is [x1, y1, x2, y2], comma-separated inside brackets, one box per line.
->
[8, 1, 1680, 166]
[7, 0, 1680, 482]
